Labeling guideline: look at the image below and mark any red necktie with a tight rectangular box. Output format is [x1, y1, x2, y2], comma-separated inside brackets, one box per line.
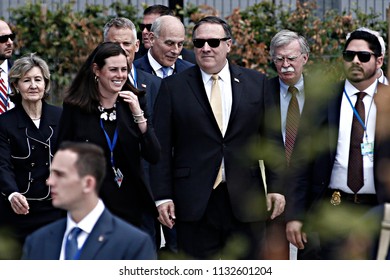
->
[347, 92, 366, 193]
[285, 86, 300, 165]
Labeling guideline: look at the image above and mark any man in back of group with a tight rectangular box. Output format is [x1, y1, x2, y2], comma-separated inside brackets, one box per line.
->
[135, 4, 196, 64]
[134, 15, 193, 84]
[0, 20, 15, 115]
[22, 141, 156, 260]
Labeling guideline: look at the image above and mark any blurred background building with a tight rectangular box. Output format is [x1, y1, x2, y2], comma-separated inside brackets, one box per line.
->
[1, 0, 390, 21]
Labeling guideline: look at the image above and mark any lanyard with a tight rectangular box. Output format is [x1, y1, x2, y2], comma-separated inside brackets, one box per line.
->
[100, 119, 118, 168]
[343, 87, 375, 139]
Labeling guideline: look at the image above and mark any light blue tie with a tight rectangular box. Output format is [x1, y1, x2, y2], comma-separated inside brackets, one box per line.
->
[65, 227, 82, 260]
[161, 66, 170, 78]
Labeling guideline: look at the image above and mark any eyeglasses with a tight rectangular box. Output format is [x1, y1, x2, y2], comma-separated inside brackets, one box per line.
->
[192, 37, 230, 48]
[139, 24, 152, 32]
[0, 33, 15, 43]
[342, 50, 377, 63]
[273, 54, 302, 65]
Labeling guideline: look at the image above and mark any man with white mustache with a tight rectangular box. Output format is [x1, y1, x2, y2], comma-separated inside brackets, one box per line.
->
[263, 29, 310, 260]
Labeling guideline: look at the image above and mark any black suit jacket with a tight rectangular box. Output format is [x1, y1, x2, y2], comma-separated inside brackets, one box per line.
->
[0, 102, 64, 234]
[286, 81, 390, 222]
[56, 98, 160, 226]
[150, 64, 274, 223]
[22, 208, 156, 260]
[134, 54, 194, 77]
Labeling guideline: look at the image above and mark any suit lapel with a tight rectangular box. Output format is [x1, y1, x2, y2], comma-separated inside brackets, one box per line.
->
[228, 65, 244, 130]
[186, 66, 221, 131]
[46, 220, 66, 259]
[328, 82, 344, 159]
[79, 209, 113, 259]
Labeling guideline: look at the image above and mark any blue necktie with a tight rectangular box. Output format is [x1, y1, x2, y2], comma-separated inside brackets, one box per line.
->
[161, 66, 170, 78]
[65, 227, 82, 260]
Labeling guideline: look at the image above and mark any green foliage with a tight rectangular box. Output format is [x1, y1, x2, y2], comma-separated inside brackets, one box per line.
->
[9, 0, 139, 105]
[8, 0, 389, 104]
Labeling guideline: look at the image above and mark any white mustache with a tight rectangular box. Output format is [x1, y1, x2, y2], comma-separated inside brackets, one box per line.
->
[281, 67, 295, 73]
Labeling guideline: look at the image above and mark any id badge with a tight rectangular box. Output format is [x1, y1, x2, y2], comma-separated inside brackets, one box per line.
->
[361, 142, 374, 156]
[113, 167, 124, 188]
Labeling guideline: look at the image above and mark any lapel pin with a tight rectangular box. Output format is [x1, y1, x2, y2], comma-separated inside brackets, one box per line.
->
[98, 235, 104, 242]
[234, 78, 240, 83]
[141, 83, 147, 88]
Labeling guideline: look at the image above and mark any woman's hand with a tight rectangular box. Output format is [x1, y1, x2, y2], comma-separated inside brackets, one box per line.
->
[10, 193, 29, 215]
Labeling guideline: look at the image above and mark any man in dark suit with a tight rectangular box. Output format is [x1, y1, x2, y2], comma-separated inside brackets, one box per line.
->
[22, 141, 156, 260]
[264, 29, 310, 259]
[134, 15, 193, 80]
[0, 19, 15, 228]
[286, 28, 390, 259]
[103, 17, 161, 121]
[0, 19, 14, 114]
[135, 4, 196, 64]
[150, 16, 285, 259]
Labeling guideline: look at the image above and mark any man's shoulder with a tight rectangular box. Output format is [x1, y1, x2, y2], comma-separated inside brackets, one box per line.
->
[26, 218, 65, 241]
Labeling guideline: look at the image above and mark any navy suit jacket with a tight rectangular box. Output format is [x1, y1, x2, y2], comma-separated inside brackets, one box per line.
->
[22, 208, 156, 260]
[150, 64, 274, 223]
[133, 68, 161, 121]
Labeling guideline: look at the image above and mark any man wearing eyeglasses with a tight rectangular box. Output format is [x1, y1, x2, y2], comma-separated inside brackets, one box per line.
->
[150, 16, 285, 259]
[285, 28, 390, 259]
[0, 20, 15, 115]
[263, 29, 310, 260]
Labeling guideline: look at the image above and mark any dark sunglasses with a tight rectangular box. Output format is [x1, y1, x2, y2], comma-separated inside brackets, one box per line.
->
[0, 33, 15, 43]
[342, 50, 377, 63]
[192, 37, 230, 48]
[139, 24, 152, 32]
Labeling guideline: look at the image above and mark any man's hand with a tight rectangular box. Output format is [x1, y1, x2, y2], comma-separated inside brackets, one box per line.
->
[157, 201, 176, 228]
[286, 220, 307, 249]
[266, 193, 285, 219]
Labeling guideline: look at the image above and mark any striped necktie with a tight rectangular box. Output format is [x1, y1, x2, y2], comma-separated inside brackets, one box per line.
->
[0, 68, 9, 114]
[285, 86, 300, 165]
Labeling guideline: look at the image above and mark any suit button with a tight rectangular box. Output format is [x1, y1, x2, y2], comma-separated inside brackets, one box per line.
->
[31, 162, 35, 167]
[31, 145, 35, 150]
[30, 178, 34, 182]
[45, 162, 49, 166]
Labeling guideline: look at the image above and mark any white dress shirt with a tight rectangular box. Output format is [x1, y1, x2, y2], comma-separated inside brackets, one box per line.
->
[59, 199, 105, 260]
[147, 50, 174, 78]
[329, 79, 377, 194]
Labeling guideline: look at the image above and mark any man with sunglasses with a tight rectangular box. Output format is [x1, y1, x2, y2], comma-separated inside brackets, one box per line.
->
[150, 16, 285, 259]
[0, 20, 15, 228]
[134, 5, 196, 64]
[134, 15, 193, 80]
[285, 28, 390, 259]
[0, 20, 15, 115]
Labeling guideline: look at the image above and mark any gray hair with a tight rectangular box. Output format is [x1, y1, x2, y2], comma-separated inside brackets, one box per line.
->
[103, 17, 137, 41]
[9, 53, 51, 102]
[150, 15, 183, 38]
[270, 29, 310, 57]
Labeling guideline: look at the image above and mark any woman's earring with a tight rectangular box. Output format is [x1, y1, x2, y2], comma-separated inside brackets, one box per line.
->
[95, 75, 99, 83]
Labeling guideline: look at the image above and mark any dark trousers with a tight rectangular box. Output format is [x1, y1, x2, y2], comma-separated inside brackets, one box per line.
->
[176, 183, 265, 259]
[264, 215, 289, 259]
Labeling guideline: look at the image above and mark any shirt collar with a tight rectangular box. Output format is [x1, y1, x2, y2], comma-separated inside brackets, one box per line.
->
[0, 60, 9, 74]
[147, 50, 175, 73]
[201, 59, 230, 84]
[344, 79, 378, 98]
[66, 199, 105, 236]
[279, 75, 304, 98]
